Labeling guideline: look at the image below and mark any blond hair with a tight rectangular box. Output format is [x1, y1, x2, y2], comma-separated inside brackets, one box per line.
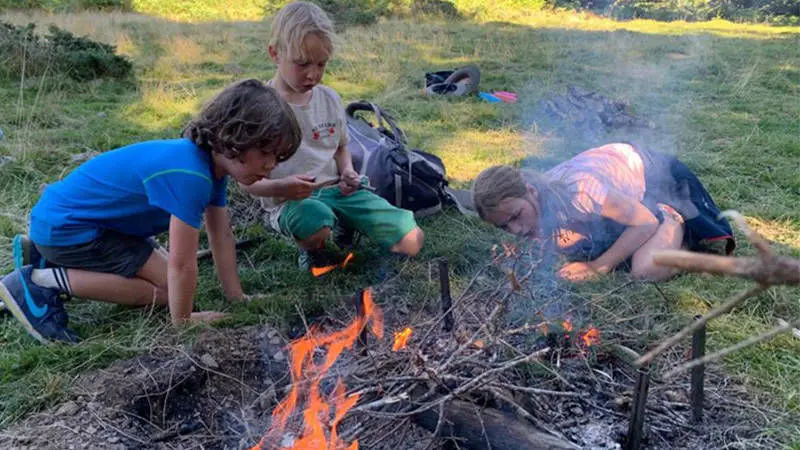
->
[473, 165, 573, 238]
[270, 2, 335, 60]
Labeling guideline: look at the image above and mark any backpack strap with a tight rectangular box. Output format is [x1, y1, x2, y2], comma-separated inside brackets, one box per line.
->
[346, 101, 407, 145]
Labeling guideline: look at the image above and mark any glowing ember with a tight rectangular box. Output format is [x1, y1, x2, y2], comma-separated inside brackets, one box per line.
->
[251, 287, 383, 450]
[392, 327, 412, 351]
[311, 264, 338, 277]
[341, 252, 355, 268]
[580, 327, 600, 347]
[311, 252, 355, 277]
[562, 319, 574, 332]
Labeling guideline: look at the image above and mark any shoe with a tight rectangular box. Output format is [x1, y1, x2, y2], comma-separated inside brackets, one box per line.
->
[13, 234, 48, 269]
[0, 265, 79, 344]
[332, 224, 357, 250]
[423, 65, 481, 97]
[298, 249, 346, 275]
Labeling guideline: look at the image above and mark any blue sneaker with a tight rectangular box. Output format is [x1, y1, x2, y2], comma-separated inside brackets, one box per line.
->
[13, 234, 49, 269]
[0, 265, 78, 344]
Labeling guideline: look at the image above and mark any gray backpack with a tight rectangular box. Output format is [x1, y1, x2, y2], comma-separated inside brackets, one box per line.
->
[346, 101, 444, 217]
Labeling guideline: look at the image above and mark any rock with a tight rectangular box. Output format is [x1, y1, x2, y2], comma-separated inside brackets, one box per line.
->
[0, 155, 14, 169]
[96, 112, 107, 118]
[257, 384, 276, 410]
[70, 151, 99, 163]
[56, 401, 81, 416]
[86, 425, 97, 435]
[107, 435, 119, 444]
[272, 350, 285, 362]
[269, 336, 282, 345]
[200, 353, 220, 369]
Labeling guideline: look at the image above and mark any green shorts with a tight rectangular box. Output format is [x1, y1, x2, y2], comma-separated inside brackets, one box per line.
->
[278, 187, 417, 250]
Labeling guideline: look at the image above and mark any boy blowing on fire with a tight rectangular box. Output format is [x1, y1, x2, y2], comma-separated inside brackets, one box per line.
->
[1, 79, 302, 344]
[241, 1, 424, 272]
[472, 143, 735, 282]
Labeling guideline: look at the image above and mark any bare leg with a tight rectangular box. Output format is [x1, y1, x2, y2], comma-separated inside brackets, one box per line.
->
[631, 216, 685, 281]
[297, 227, 331, 251]
[66, 251, 168, 306]
[390, 227, 424, 257]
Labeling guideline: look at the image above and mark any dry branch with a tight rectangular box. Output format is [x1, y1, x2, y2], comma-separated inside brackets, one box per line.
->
[653, 250, 800, 286]
[640, 210, 799, 370]
[412, 398, 578, 450]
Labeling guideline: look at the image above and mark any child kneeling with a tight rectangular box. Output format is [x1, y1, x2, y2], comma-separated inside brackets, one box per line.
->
[472, 143, 734, 282]
[242, 2, 424, 271]
[1, 79, 301, 344]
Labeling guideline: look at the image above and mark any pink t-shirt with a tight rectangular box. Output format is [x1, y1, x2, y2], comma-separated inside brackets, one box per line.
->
[545, 143, 646, 217]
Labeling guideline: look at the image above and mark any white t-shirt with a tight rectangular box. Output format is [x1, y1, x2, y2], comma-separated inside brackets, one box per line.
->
[259, 83, 350, 228]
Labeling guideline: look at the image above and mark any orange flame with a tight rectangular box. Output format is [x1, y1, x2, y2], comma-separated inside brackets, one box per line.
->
[562, 319, 573, 332]
[251, 287, 383, 450]
[580, 327, 600, 347]
[392, 327, 412, 351]
[311, 253, 355, 277]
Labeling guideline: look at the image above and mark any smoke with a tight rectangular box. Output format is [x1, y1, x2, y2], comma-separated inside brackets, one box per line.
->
[504, 28, 716, 324]
[518, 29, 716, 166]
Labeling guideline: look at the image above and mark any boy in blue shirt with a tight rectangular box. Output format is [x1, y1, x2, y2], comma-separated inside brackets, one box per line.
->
[1, 79, 301, 344]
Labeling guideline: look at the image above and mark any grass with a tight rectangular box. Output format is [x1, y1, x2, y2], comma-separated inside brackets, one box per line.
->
[0, 5, 799, 444]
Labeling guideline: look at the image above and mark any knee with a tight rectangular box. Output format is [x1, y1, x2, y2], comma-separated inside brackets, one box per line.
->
[391, 227, 424, 257]
[631, 257, 675, 282]
[298, 227, 331, 250]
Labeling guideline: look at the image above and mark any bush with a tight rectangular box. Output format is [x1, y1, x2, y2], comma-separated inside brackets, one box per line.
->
[546, 0, 800, 22]
[0, 22, 133, 81]
[0, 0, 131, 12]
[264, 0, 409, 26]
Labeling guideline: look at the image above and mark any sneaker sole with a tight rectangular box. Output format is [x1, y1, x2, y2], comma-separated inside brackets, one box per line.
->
[0, 280, 50, 345]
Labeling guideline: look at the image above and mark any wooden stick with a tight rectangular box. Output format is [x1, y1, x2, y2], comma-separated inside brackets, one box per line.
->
[634, 285, 766, 367]
[663, 316, 800, 379]
[653, 250, 800, 286]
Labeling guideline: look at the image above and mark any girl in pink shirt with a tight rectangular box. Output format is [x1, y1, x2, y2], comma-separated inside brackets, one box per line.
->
[472, 143, 734, 282]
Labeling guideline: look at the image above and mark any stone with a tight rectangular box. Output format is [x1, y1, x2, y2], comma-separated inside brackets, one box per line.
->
[200, 353, 220, 369]
[272, 350, 285, 362]
[56, 401, 81, 416]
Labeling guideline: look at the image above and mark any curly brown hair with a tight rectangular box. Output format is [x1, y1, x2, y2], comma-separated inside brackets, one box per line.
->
[183, 79, 301, 162]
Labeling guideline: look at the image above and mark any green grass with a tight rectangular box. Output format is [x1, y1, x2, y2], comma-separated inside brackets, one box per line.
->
[0, 6, 799, 444]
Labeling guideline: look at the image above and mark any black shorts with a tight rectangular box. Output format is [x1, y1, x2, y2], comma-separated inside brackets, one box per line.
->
[35, 231, 158, 278]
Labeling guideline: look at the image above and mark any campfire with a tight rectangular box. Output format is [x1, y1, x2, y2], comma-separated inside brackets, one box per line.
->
[242, 222, 790, 449]
[5, 215, 790, 449]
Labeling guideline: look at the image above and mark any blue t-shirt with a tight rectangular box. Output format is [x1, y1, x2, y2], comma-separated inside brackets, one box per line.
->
[30, 139, 228, 246]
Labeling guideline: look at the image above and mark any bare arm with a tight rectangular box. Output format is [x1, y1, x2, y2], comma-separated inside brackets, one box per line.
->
[589, 191, 659, 274]
[240, 177, 283, 198]
[240, 176, 317, 200]
[334, 144, 355, 173]
[168, 216, 228, 324]
[167, 216, 200, 324]
[334, 145, 360, 195]
[204, 206, 244, 301]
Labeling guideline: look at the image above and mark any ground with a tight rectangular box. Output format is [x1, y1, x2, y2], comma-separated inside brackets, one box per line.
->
[0, 5, 798, 448]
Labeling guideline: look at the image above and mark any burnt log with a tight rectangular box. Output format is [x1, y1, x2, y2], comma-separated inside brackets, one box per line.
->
[412, 398, 578, 450]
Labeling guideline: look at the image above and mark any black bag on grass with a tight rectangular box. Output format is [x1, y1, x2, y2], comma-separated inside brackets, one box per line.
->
[346, 101, 450, 218]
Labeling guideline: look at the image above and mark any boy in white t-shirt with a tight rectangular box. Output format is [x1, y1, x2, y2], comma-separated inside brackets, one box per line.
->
[242, 1, 424, 271]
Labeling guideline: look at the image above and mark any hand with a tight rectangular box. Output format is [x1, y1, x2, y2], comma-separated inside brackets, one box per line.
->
[338, 168, 361, 196]
[188, 311, 229, 323]
[277, 175, 317, 200]
[557, 262, 599, 282]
